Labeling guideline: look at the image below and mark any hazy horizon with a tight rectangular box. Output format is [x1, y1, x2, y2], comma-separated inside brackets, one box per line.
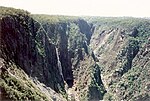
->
[0, 0, 150, 17]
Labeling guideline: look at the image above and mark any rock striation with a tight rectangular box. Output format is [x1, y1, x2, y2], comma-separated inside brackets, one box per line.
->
[0, 7, 150, 101]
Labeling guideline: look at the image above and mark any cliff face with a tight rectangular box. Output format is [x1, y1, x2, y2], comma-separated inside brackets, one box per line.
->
[32, 15, 105, 100]
[89, 17, 150, 100]
[0, 10, 65, 91]
[0, 7, 150, 101]
[0, 7, 65, 101]
[0, 7, 105, 101]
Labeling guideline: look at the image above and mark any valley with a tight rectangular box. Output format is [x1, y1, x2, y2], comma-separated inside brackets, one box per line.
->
[0, 7, 150, 101]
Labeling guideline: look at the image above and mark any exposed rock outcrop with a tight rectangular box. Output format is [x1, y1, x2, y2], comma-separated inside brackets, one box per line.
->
[0, 7, 150, 101]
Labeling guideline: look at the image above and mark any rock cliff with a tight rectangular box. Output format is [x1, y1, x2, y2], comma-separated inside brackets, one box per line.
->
[0, 7, 150, 101]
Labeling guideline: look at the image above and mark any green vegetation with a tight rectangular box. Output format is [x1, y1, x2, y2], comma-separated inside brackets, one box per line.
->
[97, 44, 105, 55]
[107, 33, 114, 44]
[121, 37, 139, 73]
[0, 63, 49, 101]
[68, 23, 87, 50]
[88, 64, 106, 100]
[87, 16, 150, 101]
[0, 6, 29, 17]
[103, 93, 115, 101]
[32, 14, 79, 24]
[1, 6, 150, 101]
[116, 63, 150, 100]
[86, 17, 150, 28]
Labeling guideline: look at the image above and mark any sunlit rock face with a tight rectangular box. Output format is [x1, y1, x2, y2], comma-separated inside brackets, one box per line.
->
[0, 7, 150, 101]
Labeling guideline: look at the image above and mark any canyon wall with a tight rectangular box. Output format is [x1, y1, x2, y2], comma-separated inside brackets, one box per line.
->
[0, 7, 150, 101]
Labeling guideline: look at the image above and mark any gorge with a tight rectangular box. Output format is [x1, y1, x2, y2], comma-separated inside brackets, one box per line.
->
[0, 7, 150, 101]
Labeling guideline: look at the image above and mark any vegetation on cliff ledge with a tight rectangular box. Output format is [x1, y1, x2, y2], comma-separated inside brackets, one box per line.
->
[0, 6, 150, 101]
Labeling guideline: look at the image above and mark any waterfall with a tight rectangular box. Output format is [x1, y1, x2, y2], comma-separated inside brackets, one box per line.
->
[56, 48, 64, 80]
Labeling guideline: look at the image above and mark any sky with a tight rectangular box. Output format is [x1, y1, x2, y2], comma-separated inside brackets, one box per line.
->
[0, 0, 150, 17]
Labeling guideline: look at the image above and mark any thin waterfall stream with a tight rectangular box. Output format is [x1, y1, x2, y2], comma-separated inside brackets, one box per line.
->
[56, 48, 64, 80]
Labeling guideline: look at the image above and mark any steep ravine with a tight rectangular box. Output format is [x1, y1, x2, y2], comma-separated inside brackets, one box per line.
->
[33, 15, 106, 100]
[0, 7, 105, 101]
[1, 7, 150, 101]
[88, 18, 150, 100]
